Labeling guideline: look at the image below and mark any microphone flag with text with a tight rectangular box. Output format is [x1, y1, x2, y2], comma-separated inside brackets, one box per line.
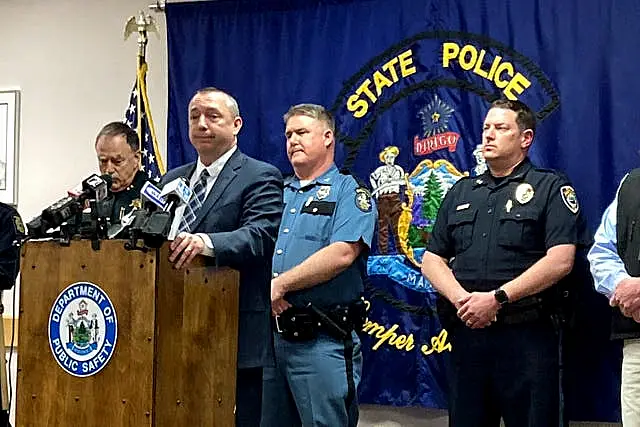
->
[141, 177, 192, 248]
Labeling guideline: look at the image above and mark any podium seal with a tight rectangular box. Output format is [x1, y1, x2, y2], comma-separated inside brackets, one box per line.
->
[48, 282, 118, 377]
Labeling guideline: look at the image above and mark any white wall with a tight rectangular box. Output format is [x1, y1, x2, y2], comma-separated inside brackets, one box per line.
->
[0, 0, 168, 222]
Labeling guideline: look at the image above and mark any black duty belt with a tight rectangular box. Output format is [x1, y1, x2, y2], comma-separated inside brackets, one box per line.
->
[275, 300, 367, 342]
[437, 294, 548, 328]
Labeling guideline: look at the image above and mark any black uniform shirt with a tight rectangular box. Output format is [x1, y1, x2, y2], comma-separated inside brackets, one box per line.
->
[426, 158, 583, 292]
[111, 170, 146, 223]
[0, 203, 24, 289]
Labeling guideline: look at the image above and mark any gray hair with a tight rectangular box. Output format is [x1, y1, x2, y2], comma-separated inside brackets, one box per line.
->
[283, 104, 335, 134]
[195, 87, 240, 117]
[95, 122, 139, 151]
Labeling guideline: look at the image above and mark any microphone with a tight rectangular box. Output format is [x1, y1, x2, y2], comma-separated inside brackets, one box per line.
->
[81, 174, 112, 202]
[26, 216, 46, 238]
[141, 181, 167, 211]
[36, 174, 113, 240]
[113, 181, 165, 242]
[141, 177, 192, 248]
[40, 196, 83, 229]
[159, 177, 192, 212]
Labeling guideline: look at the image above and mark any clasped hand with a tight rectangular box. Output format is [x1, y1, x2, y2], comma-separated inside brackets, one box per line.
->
[456, 291, 500, 329]
[610, 277, 640, 323]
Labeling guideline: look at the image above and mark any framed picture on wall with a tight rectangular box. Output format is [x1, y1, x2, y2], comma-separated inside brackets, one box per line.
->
[0, 90, 20, 205]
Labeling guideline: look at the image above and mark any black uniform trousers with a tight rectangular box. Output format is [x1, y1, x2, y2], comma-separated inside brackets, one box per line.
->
[446, 318, 559, 427]
[235, 367, 263, 427]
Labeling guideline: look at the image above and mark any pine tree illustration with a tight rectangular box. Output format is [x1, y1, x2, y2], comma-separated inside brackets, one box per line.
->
[75, 322, 90, 345]
[422, 172, 444, 232]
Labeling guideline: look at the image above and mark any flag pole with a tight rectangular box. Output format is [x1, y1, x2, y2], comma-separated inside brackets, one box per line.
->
[124, 12, 154, 146]
[123, 11, 165, 175]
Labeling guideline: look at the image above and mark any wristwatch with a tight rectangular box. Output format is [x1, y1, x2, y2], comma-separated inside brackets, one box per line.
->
[494, 289, 509, 306]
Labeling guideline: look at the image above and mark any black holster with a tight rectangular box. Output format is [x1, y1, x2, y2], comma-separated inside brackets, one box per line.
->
[276, 300, 366, 342]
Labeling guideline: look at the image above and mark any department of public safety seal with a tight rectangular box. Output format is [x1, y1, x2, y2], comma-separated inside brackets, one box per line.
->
[48, 282, 118, 377]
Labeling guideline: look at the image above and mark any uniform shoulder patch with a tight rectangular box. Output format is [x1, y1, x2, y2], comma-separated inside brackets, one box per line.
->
[13, 215, 25, 235]
[355, 187, 372, 212]
[560, 185, 579, 214]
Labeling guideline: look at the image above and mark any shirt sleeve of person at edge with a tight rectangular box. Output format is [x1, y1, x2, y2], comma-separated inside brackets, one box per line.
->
[543, 175, 582, 249]
[588, 174, 630, 298]
[330, 178, 377, 250]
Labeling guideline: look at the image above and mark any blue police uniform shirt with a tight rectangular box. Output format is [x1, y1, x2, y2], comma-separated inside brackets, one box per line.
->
[588, 174, 630, 298]
[272, 164, 377, 307]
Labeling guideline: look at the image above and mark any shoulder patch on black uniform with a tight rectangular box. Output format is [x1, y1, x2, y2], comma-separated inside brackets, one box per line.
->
[13, 215, 25, 235]
[560, 185, 579, 214]
[355, 187, 372, 212]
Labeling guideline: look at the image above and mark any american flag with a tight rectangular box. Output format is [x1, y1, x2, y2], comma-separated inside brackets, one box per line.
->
[124, 62, 164, 183]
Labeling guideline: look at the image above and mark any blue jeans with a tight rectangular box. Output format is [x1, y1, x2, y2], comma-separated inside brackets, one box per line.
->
[261, 330, 362, 427]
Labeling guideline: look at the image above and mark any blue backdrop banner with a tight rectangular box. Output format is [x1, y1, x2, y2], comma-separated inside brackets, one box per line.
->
[166, 0, 638, 421]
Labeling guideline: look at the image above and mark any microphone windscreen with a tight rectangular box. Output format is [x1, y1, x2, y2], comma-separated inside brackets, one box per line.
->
[101, 174, 113, 190]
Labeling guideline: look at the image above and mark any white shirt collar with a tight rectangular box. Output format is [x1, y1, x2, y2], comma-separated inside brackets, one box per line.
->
[194, 145, 237, 183]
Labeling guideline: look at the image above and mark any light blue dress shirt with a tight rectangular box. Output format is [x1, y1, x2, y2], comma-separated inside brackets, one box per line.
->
[587, 174, 631, 297]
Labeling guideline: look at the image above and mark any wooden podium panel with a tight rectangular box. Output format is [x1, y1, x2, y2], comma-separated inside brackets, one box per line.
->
[16, 241, 240, 427]
[154, 246, 239, 427]
[17, 240, 156, 427]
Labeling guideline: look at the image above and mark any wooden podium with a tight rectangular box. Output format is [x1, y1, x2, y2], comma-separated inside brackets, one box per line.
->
[15, 240, 239, 426]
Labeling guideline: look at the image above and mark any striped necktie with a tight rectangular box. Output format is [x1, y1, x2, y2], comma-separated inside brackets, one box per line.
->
[178, 169, 209, 233]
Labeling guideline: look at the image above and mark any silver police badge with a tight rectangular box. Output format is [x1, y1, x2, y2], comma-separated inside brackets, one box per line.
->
[560, 185, 579, 214]
[316, 185, 331, 200]
[515, 183, 535, 204]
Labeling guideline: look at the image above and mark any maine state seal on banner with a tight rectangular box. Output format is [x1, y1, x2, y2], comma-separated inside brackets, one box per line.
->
[48, 282, 118, 377]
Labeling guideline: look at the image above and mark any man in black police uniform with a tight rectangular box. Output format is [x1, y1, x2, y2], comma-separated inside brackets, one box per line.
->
[0, 202, 24, 290]
[421, 99, 585, 426]
[95, 122, 146, 222]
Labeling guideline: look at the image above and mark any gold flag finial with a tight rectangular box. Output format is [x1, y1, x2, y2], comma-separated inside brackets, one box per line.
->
[124, 11, 159, 58]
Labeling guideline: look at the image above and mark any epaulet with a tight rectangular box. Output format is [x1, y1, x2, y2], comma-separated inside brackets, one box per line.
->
[531, 165, 561, 175]
[452, 174, 476, 186]
[531, 167, 571, 183]
[339, 168, 371, 191]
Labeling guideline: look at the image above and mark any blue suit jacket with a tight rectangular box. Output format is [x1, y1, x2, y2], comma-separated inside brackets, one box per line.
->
[161, 148, 283, 369]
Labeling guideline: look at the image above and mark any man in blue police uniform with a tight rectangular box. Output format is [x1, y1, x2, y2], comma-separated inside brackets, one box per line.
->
[421, 99, 587, 426]
[0, 202, 24, 290]
[588, 169, 640, 425]
[261, 104, 377, 427]
[162, 87, 283, 427]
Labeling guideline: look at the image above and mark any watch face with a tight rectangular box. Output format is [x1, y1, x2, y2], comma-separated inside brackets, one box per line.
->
[495, 290, 509, 305]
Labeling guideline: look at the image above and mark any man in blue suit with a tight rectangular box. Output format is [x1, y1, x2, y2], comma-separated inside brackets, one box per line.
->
[161, 87, 283, 427]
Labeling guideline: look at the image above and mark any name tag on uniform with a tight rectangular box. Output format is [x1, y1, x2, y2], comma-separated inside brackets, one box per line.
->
[301, 201, 336, 216]
[456, 203, 470, 211]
